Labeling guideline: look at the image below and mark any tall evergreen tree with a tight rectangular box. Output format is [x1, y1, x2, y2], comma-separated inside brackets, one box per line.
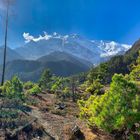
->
[39, 69, 53, 89]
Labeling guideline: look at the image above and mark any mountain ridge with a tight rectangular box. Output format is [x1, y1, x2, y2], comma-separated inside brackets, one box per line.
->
[0, 46, 24, 64]
[37, 51, 92, 67]
[89, 39, 140, 83]
[15, 33, 131, 64]
[0, 51, 90, 81]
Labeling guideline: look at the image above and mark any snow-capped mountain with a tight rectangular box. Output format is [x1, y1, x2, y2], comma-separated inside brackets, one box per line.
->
[15, 32, 131, 64]
[96, 40, 131, 58]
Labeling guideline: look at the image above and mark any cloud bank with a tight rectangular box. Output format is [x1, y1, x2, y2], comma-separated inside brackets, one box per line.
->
[23, 32, 52, 43]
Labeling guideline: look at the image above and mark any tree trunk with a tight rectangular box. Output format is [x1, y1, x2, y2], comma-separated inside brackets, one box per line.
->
[71, 77, 76, 102]
[1, 1, 9, 86]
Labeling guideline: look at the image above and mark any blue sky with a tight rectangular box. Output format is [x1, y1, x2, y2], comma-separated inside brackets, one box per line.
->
[0, 0, 140, 48]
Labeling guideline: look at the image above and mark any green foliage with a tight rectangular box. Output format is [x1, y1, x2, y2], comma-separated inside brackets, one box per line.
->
[51, 77, 70, 91]
[2, 76, 24, 99]
[49, 75, 81, 101]
[71, 72, 87, 84]
[23, 81, 41, 95]
[61, 87, 71, 99]
[130, 51, 140, 81]
[86, 79, 103, 95]
[78, 74, 140, 133]
[51, 77, 64, 92]
[23, 81, 35, 90]
[39, 69, 74, 100]
[26, 84, 41, 95]
[130, 65, 140, 81]
[87, 41, 140, 84]
[63, 87, 70, 94]
[39, 69, 53, 89]
[87, 63, 109, 84]
[51, 77, 72, 100]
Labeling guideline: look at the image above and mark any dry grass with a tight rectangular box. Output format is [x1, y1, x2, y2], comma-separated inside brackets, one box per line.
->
[27, 92, 114, 140]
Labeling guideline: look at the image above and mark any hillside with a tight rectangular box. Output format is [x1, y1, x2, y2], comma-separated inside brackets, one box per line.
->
[89, 39, 140, 83]
[109, 39, 140, 73]
[37, 51, 92, 67]
[0, 52, 90, 81]
[0, 46, 23, 64]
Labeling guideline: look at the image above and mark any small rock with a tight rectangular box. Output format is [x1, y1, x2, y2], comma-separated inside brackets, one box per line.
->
[71, 125, 85, 140]
[55, 103, 66, 110]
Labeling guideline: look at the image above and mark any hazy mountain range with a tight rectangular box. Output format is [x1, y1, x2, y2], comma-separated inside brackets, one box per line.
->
[15, 33, 131, 64]
[0, 52, 90, 81]
[0, 33, 132, 81]
[0, 46, 23, 65]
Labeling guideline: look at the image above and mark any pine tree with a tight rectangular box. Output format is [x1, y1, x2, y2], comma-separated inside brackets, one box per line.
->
[78, 74, 140, 133]
[39, 69, 53, 89]
[130, 51, 140, 81]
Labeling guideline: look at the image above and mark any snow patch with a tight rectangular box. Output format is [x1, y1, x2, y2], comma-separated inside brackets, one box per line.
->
[22, 32, 132, 62]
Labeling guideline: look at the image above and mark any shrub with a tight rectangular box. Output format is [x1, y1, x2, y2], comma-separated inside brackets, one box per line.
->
[130, 51, 140, 81]
[26, 84, 41, 95]
[62, 87, 71, 99]
[24, 81, 34, 90]
[86, 79, 103, 95]
[78, 74, 140, 133]
[50, 77, 64, 92]
[2, 76, 24, 100]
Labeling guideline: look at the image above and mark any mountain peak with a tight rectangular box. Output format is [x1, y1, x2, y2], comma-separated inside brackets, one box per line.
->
[18, 32, 132, 64]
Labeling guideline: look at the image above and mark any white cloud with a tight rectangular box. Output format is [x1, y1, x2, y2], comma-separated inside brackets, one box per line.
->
[43, 32, 52, 40]
[23, 33, 34, 43]
[23, 32, 52, 43]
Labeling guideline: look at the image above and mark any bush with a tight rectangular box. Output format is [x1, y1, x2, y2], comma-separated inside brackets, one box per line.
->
[2, 76, 24, 100]
[26, 84, 41, 95]
[61, 87, 71, 99]
[86, 79, 103, 95]
[50, 77, 64, 92]
[24, 81, 35, 90]
[130, 51, 140, 81]
[78, 74, 140, 133]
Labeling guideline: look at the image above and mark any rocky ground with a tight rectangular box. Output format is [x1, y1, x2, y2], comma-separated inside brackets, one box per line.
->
[26, 92, 114, 140]
[0, 92, 114, 140]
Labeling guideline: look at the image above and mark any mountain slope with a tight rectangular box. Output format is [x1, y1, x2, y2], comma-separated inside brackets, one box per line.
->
[0, 46, 23, 64]
[15, 33, 131, 64]
[0, 51, 90, 81]
[90, 39, 140, 83]
[37, 51, 92, 67]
